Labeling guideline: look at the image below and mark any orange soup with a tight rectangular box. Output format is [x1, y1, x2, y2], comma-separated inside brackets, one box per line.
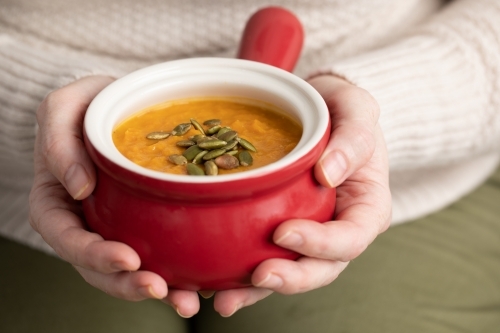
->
[112, 98, 303, 175]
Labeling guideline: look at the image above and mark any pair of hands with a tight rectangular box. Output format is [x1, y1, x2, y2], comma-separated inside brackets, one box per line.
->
[29, 74, 391, 317]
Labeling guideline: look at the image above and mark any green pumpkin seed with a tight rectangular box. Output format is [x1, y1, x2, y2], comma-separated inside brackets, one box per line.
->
[190, 118, 205, 135]
[168, 154, 188, 165]
[183, 145, 204, 161]
[225, 150, 238, 156]
[203, 148, 226, 160]
[214, 154, 240, 170]
[146, 131, 171, 140]
[196, 136, 216, 144]
[203, 119, 221, 126]
[238, 150, 253, 166]
[192, 150, 208, 164]
[238, 138, 257, 152]
[218, 130, 238, 142]
[204, 160, 218, 176]
[221, 139, 238, 151]
[206, 125, 222, 135]
[187, 163, 205, 176]
[189, 134, 206, 142]
[172, 123, 192, 136]
[216, 127, 232, 138]
[198, 139, 227, 150]
[176, 140, 196, 147]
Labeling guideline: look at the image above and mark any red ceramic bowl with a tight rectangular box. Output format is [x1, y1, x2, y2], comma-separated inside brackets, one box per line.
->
[82, 57, 335, 290]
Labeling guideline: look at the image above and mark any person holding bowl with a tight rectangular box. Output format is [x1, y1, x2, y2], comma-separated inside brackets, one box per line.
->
[1, 0, 500, 332]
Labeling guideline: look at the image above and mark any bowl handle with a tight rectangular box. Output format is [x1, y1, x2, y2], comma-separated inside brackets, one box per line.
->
[237, 6, 304, 72]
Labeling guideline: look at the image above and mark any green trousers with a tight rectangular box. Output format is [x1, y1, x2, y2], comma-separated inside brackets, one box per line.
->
[2, 168, 500, 333]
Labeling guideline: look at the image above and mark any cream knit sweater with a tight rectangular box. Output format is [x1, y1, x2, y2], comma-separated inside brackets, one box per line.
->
[1, 0, 500, 255]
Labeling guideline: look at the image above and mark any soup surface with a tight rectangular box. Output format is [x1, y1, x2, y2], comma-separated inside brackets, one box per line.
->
[112, 98, 303, 175]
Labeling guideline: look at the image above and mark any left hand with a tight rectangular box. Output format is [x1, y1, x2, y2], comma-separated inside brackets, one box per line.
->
[211, 74, 392, 316]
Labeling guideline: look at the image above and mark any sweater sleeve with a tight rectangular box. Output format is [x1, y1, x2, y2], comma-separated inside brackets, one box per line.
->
[0, 33, 132, 189]
[313, 0, 500, 172]
[0, 32, 137, 251]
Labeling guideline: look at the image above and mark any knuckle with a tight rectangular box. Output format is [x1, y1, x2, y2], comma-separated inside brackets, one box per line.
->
[379, 213, 392, 233]
[79, 270, 95, 286]
[343, 232, 369, 261]
[294, 266, 314, 294]
[42, 134, 64, 162]
[79, 239, 101, 271]
[319, 266, 337, 287]
[350, 124, 376, 159]
[42, 90, 63, 117]
[334, 86, 380, 123]
[28, 212, 39, 233]
[357, 88, 380, 123]
[37, 89, 64, 122]
[28, 191, 40, 232]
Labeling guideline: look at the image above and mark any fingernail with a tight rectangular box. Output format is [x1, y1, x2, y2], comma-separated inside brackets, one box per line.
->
[176, 306, 194, 318]
[275, 231, 303, 247]
[220, 303, 242, 318]
[137, 285, 163, 299]
[198, 290, 215, 299]
[64, 163, 90, 199]
[320, 151, 347, 187]
[255, 273, 283, 289]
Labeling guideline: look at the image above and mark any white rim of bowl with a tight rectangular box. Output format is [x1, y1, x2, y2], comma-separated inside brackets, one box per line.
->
[84, 58, 329, 184]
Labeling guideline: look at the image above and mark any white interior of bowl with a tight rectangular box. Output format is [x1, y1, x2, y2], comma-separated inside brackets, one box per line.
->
[84, 58, 329, 183]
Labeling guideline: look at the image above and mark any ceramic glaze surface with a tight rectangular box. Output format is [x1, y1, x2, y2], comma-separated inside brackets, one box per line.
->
[82, 58, 335, 290]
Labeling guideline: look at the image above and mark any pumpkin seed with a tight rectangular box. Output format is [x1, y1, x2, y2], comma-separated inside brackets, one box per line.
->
[216, 127, 232, 138]
[183, 145, 204, 161]
[203, 119, 221, 126]
[221, 139, 238, 151]
[172, 123, 192, 136]
[176, 140, 196, 147]
[206, 125, 222, 135]
[146, 131, 171, 140]
[187, 163, 205, 176]
[189, 134, 206, 142]
[198, 139, 227, 150]
[203, 148, 226, 160]
[192, 150, 208, 164]
[204, 160, 218, 176]
[168, 154, 188, 165]
[190, 118, 205, 135]
[214, 154, 240, 170]
[238, 150, 253, 166]
[197, 136, 217, 144]
[218, 130, 238, 142]
[238, 138, 257, 152]
[225, 150, 238, 156]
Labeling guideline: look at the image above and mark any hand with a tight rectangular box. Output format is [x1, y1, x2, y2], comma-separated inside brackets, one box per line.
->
[28, 76, 201, 317]
[211, 74, 391, 316]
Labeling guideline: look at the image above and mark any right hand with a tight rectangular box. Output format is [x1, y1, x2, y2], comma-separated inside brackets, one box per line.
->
[28, 76, 200, 317]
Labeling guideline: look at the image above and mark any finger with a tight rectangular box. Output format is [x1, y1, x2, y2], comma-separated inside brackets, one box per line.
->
[40, 207, 140, 273]
[275, 126, 391, 262]
[308, 75, 380, 188]
[162, 289, 201, 318]
[213, 287, 273, 317]
[252, 257, 349, 295]
[75, 266, 168, 301]
[36, 76, 114, 199]
[29, 181, 140, 274]
[274, 218, 380, 262]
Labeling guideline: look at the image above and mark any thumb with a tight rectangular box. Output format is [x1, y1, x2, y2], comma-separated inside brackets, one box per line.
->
[36, 76, 115, 199]
[308, 75, 380, 188]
